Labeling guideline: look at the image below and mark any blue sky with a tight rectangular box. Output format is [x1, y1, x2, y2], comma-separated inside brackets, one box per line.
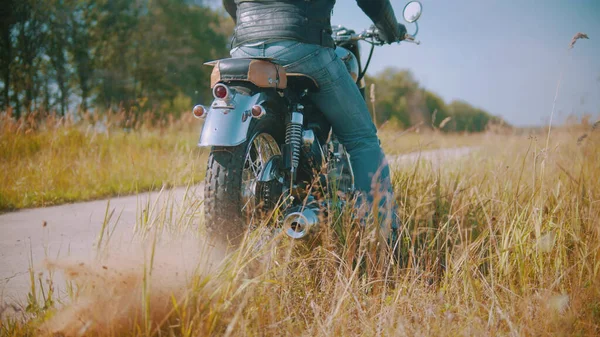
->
[330, 0, 600, 126]
[209, 0, 600, 126]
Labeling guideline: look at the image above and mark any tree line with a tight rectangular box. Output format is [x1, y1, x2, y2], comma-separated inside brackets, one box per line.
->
[366, 68, 507, 132]
[0, 0, 230, 119]
[1, 0, 503, 132]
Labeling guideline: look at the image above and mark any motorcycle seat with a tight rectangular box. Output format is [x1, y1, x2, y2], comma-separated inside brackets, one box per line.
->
[208, 58, 287, 89]
[207, 58, 320, 93]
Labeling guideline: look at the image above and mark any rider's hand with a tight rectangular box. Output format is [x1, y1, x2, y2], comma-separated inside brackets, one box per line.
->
[396, 23, 408, 42]
[377, 23, 407, 44]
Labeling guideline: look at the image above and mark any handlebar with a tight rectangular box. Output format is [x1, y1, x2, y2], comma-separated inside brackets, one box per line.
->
[403, 33, 420, 45]
[332, 29, 378, 44]
[333, 27, 420, 45]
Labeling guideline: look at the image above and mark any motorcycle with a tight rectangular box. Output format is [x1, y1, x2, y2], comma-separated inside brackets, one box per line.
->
[194, 1, 423, 243]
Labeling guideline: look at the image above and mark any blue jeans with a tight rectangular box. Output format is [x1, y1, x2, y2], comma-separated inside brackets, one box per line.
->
[231, 41, 399, 231]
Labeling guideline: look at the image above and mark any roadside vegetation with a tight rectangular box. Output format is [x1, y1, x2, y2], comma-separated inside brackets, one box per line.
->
[0, 0, 501, 211]
[0, 111, 207, 211]
[0, 110, 494, 211]
[1, 0, 597, 335]
[1, 121, 598, 336]
[366, 69, 507, 133]
[378, 124, 502, 156]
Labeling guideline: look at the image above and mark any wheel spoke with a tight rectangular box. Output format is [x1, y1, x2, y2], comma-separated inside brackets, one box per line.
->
[240, 133, 281, 227]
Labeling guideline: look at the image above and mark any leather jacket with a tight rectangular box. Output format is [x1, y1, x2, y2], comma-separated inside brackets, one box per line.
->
[223, 0, 405, 48]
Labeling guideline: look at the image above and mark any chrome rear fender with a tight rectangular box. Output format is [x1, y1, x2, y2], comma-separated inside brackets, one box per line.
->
[198, 91, 266, 147]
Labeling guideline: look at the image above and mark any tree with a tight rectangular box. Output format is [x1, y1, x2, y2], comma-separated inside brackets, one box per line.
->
[366, 68, 505, 132]
[47, 0, 72, 115]
[93, 0, 141, 109]
[0, 0, 232, 116]
[69, 0, 95, 112]
[13, 0, 47, 116]
[447, 100, 494, 132]
[0, 0, 18, 111]
[366, 68, 420, 127]
[424, 90, 448, 128]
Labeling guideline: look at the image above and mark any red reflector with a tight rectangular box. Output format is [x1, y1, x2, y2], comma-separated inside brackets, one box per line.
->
[214, 85, 228, 99]
[251, 105, 265, 118]
[192, 105, 206, 118]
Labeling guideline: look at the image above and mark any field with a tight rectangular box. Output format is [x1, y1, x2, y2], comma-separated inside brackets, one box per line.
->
[1, 112, 599, 336]
[0, 112, 480, 211]
[0, 112, 207, 211]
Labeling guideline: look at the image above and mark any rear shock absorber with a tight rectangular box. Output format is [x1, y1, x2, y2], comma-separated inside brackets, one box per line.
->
[286, 105, 304, 178]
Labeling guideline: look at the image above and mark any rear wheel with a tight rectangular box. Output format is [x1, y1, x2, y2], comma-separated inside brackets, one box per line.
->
[204, 117, 283, 244]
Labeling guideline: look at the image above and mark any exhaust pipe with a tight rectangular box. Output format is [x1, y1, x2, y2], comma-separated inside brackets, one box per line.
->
[283, 206, 320, 239]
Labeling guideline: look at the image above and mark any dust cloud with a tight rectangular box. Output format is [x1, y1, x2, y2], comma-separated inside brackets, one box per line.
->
[39, 234, 229, 336]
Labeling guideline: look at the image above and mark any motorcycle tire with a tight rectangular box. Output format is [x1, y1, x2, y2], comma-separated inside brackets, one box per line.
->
[203, 115, 284, 244]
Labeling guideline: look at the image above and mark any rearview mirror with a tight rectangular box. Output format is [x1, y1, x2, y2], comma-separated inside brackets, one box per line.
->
[403, 1, 423, 23]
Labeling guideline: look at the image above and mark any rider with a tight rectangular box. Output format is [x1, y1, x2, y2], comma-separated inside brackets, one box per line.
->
[222, 0, 406, 237]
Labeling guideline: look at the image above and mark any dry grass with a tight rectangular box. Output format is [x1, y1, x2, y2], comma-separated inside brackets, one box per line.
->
[379, 129, 488, 155]
[2, 29, 597, 337]
[0, 110, 487, 211]
[2, 122, 599, 336]
[376, 121, 515, 156]
[0, 111, 207, 211]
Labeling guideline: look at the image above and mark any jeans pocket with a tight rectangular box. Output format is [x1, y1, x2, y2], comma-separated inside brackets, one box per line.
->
[306, 54, 345, 89]
[324, 55, 346, 83]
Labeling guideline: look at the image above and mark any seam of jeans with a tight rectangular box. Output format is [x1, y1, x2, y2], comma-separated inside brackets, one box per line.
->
[269, 41, 301, 58]
[325, 57, 346, 83]
[231, 47, 255, 58]
[308, 56, 343, 89]
[282, 47, 323, 70]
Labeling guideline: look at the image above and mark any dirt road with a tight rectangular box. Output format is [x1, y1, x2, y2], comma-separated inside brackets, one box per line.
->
[0, 147, 474, 305]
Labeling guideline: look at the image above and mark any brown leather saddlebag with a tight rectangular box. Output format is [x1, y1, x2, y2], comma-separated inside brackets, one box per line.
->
[210, 58, 287, 89]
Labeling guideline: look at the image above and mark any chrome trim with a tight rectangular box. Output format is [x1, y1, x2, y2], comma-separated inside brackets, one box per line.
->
[291, 111, 303, 124]
[402, 1, 423, 23]
[192, 105, 208, 119]
[211, 100, 235, 110]
[302, 129, 315, 150]
[344, 149, 356, 191]
[283, 206, 320, 239]
[241, 133, 282, 219]
[258, 155, 283, 182]
[251, 105, 266, 119]
[213, 84, 234, 103]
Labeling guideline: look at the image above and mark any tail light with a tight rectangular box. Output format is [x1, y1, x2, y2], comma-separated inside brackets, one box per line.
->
[213, 84, 229, 99]
[192, 105, 207, 119]
[251, 105, 266, 119]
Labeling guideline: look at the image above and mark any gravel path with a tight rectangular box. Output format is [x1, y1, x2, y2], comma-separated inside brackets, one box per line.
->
[0, 147, 475, 305]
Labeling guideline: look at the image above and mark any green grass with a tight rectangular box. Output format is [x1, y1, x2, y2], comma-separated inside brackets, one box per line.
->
[0, 113, 207, 211]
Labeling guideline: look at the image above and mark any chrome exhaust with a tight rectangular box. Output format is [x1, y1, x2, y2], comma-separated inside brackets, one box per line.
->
[283, 206, 320, 239]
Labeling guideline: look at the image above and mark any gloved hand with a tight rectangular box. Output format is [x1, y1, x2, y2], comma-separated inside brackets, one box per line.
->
[397, 23, 408, 41]
[377, 23, 407, 44]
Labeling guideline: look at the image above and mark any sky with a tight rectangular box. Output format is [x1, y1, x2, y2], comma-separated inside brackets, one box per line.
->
[208, 0, 600, 127]
[330, 0, 600, 126]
